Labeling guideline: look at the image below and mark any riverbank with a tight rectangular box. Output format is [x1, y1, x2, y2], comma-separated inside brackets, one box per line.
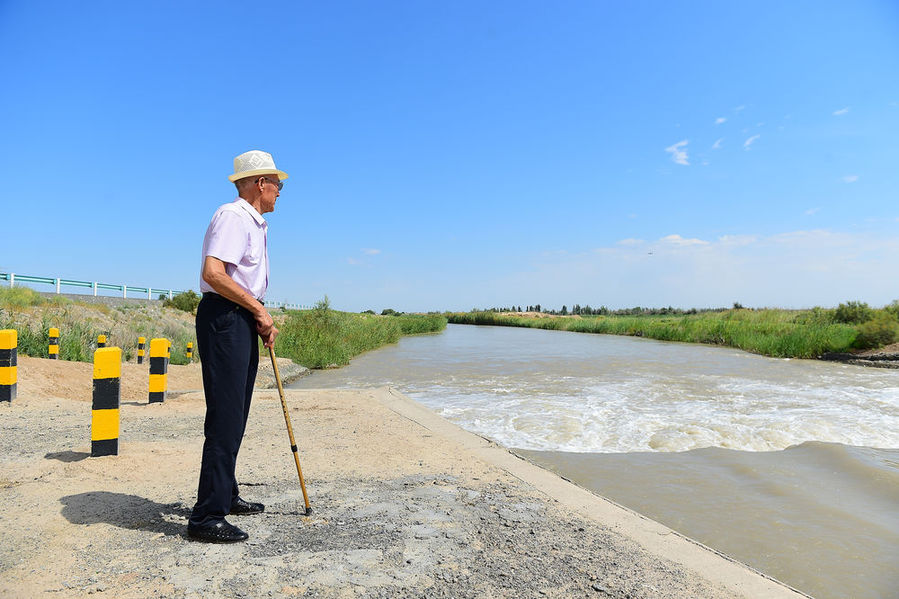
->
[0, 288, 446, 369]
[447, 309, 899, 360]
[0, 357, 804, 598]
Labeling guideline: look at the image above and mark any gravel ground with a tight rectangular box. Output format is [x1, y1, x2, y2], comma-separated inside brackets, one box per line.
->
[0, 361, 800, 598]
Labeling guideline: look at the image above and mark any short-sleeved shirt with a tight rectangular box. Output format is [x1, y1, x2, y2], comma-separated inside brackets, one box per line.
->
[199, 198, 269, 300]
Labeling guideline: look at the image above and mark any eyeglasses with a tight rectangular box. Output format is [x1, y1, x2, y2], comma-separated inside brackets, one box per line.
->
[259, 177, 283, 191]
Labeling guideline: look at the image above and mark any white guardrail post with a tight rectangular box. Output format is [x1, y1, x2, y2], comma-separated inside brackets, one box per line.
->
[92, 281, 98, 296]
[55, 278, 61, 294]
[9, 273, 14, 288]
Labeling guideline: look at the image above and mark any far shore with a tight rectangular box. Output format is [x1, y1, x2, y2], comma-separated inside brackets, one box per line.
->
[447, 309, 899, 364]
[1, 356, 807, 598]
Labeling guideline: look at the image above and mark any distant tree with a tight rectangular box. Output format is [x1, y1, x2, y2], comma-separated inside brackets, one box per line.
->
[834, 301, 874, 324]
[535, 304, 541, 313]
[885, 300, 899, 320]
[381, 308, 398, 316]
[733, 302, 745, 310]
[561, 305, 568, 315]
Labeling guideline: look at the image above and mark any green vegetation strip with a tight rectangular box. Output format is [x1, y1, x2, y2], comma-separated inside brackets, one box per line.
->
[1, 289, 447, 369]
[275, 299, 447, 368]
[447, 303, 899, 359]
[0, 287, 198, 364]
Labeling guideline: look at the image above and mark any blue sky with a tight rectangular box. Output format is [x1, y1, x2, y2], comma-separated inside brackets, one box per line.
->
[2, 1, 898, 312]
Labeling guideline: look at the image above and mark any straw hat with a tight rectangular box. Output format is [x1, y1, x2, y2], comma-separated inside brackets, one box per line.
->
[228, 150, 289, 182]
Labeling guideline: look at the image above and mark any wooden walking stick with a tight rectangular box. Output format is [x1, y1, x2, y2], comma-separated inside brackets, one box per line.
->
[269, 346, 312, 515]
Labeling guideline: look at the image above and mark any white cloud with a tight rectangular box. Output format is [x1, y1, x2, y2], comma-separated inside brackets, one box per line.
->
[494, 229, 899, 311]
[842, 175, 859, 183]
[805, 207, 820, 216]
[665, 140, 689, 166]
[362, 248, 381, 255]
[743, 134, 761, 150]
[712, 138, 723, 150]
[715, 117, 726, 125]
[660, 234, 709, 246]
[734, 105, 746, 112]
[347, 257, 361, 265]
[717, 235, 758, 247]
[833, 107, 850, 116]
[617, 238, 644, 246]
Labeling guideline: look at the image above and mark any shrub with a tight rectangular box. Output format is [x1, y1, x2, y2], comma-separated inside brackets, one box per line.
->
[884, 300, 899, 320]
[834, 301, 874, 324]
[0, 287, 45, 309]
[163, 290, 201, 314]
[853, 313, 899, 350]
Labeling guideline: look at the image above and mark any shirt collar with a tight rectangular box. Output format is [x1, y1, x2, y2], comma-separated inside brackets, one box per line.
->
[234, 197, 267, 226]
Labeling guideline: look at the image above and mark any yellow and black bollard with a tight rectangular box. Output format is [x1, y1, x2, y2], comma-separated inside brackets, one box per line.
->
[91, 347, 121, 456]
[148, 338, 170, 403]
[137, 337, 146, 365]
[48, 327, 60, 359]
[186, 342, 193, 359]
[1, 329, 16, 402]
[97, 334, 107, 348]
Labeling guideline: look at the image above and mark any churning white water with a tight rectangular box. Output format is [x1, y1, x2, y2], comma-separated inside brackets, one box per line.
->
[292, 324, 899, 454]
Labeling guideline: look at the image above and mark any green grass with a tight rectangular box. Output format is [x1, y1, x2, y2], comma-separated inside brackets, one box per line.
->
[275, 303, 447, 368]
[0, 288, 446, 368]
[446, 309, 862, 358]
[0, 287, 198, 364]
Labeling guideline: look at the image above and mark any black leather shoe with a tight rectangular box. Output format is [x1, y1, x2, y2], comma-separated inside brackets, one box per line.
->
[229, 497, 265, 515]
[187, 520, 248, 543]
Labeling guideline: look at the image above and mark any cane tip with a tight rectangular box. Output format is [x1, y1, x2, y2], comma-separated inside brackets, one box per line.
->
[305, 507, 313, 516]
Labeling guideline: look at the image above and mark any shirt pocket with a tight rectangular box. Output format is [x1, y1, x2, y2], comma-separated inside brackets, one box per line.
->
[244, 232, 262, 266]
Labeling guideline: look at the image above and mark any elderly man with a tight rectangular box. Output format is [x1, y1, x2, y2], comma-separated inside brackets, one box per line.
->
[187, 150, 286, 543]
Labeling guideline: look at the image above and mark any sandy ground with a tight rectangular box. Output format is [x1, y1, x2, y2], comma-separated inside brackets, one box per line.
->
[1, 358, 807, 598]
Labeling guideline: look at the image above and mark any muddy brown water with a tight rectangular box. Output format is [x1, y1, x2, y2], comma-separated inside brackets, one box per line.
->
[290, 324, 899, 599]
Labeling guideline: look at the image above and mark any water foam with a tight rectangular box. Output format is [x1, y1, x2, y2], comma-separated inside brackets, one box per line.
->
[294, 324, 899, 454]
[408, 372, 899, 453]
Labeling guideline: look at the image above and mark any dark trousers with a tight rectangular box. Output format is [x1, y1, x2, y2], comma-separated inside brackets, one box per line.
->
[189, 293, 259, 526]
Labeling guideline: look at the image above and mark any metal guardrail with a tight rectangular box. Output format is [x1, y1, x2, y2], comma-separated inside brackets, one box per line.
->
[0, 271, 309, 309]
[0, 272, 182, 299]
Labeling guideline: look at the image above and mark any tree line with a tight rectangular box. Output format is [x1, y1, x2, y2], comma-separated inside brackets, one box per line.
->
[472, 304, 732, 316]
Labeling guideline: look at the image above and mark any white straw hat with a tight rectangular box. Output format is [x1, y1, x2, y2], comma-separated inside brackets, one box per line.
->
[228, 150, 289, 182]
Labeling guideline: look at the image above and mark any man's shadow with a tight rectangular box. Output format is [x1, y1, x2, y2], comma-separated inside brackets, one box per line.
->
[60, 491, 191, 536]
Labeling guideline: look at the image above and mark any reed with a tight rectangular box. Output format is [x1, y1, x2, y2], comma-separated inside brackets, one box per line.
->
[446, 309, 860, 358]
[275, 302, 446, 368]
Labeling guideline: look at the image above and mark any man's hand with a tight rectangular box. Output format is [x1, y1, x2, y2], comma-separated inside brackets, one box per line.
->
[202, 257, 280, 347]
[255, 309, 279, 348]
